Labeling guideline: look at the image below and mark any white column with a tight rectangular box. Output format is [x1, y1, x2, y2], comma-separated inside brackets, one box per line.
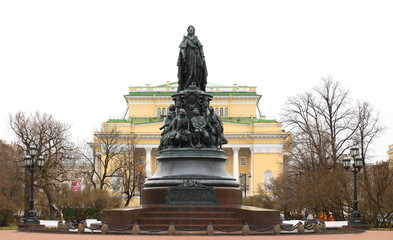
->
[145, 147, 152, 177]
[250, 147, 254, 196]
[232, 147, 240, 181]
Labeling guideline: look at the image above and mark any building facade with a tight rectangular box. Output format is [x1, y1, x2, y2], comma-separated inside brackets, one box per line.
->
[388, 144, 393, 168]
[94, 82, 290, 196]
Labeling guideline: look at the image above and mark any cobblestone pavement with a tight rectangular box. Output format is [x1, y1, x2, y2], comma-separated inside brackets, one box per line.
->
[1, 231, 393, 240]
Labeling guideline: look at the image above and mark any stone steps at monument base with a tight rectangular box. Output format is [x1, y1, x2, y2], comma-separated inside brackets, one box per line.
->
[135, 223, 247, 231]
[102, 205, 281, 231]
[135, 206, 247, 227]
[145, 211, 238, 218]
[137, 217, 245, 225]
[142, 206, 242, 212]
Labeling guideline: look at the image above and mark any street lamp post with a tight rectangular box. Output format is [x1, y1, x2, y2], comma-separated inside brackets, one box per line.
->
[342, 146, 364, 226]
[23, 145, 45, 225]
[239, 172, 251, 198]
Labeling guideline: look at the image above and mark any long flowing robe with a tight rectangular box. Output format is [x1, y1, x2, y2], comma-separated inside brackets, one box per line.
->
[177, 35, 208, 92]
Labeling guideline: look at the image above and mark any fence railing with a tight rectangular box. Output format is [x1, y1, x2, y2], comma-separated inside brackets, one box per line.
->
[37, 220, 328, 235]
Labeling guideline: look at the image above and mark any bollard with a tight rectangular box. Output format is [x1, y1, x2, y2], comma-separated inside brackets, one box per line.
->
[131, 223, 140, 235]
[207, 223, 214, 235]
[62, 223, 69, 233]
[297, 223, 305, 233]
[101, 224, 109, 234]
[242, 223, 250, 235]
[57, 222, 63, 230]
[313, 223, 320, 233]
[320, 223, 326, 232]
[168, 223, 176, 235]
[273, 223, 281, 235]
[78, 223, 85, 233]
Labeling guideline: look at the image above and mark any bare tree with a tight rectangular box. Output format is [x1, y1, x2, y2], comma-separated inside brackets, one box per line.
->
[282, 77, 357, 172]
[350, 101, 387, 226]
[118, 137, 146, 206]
[277, 76, 390, 224]
[0, 140, 24, 212]
[314, 77, 358, 166]
[360, 162, 393, 227]
[353, 101, 385, 170]
[79, 142, 99, 189]
[87, 125, 146, 205]
[9, 111, 77, 218]
[89, 125, 126, 190]
[277, 77, 386, 220]
[282, 92, 331, 172]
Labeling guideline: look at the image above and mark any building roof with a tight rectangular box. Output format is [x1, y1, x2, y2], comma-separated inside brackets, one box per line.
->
[107, 117, 277, 124]
[127, 82, 259, 97]
[138, 82, 255, 88]
[127, 91, 258, 96]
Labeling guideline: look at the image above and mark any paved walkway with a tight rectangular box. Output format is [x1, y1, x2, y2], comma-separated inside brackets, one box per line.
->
[1, 230, 392, 240]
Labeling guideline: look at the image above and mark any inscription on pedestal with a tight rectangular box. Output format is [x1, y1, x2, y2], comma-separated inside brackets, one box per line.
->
[166, 180, 216, 205]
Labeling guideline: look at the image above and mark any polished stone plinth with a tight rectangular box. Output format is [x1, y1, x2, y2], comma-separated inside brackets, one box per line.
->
[141, 148, 241, 205]
[145, 148, 238, 187]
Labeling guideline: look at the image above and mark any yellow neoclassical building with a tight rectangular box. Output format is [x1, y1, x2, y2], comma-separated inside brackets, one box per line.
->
[94, 82, 290, 196]
[388, 144, 393, 168]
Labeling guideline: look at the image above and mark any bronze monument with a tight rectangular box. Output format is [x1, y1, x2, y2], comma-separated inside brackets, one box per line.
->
[102, 26, 280, 232]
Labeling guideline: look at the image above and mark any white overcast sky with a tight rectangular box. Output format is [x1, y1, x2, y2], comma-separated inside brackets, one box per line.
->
[1, 0, 392, 162]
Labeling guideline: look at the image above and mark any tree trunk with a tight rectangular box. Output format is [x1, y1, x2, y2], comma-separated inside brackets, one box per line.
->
[43, 173, 56, 219]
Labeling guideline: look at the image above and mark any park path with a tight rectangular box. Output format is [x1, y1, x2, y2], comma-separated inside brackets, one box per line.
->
[0, 230, 392, 240]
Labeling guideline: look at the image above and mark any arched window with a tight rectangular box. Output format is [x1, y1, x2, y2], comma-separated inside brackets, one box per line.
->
[162, 108, 166, 116]
[225, 107, 228, 117]
[264, 170, 273, 191]
[157, 108, 161, 117]
[215, 108, 218, 114]
[220, 108, 223, 116]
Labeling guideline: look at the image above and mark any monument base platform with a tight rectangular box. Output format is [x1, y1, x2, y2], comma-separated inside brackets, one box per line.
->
[17, 224, 46, 231]
[342, 225, 370, 231]
[102, 205, 280, 231]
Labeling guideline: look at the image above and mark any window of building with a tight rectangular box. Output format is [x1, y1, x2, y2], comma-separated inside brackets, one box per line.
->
[112, 170, 121, 192]
[139, 157, 145, 165]
[225, 107, 228, 117]
[240, 157, 247, 166]
[157, 108, 161, 117]
[215, 108, 218, 115]
[220, 108, 223, 116]
[162, 108, 166, 116]
[264, 170, 273, 191]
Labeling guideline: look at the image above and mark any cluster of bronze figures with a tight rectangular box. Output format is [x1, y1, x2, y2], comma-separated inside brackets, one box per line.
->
[158, 26, 227, 150]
